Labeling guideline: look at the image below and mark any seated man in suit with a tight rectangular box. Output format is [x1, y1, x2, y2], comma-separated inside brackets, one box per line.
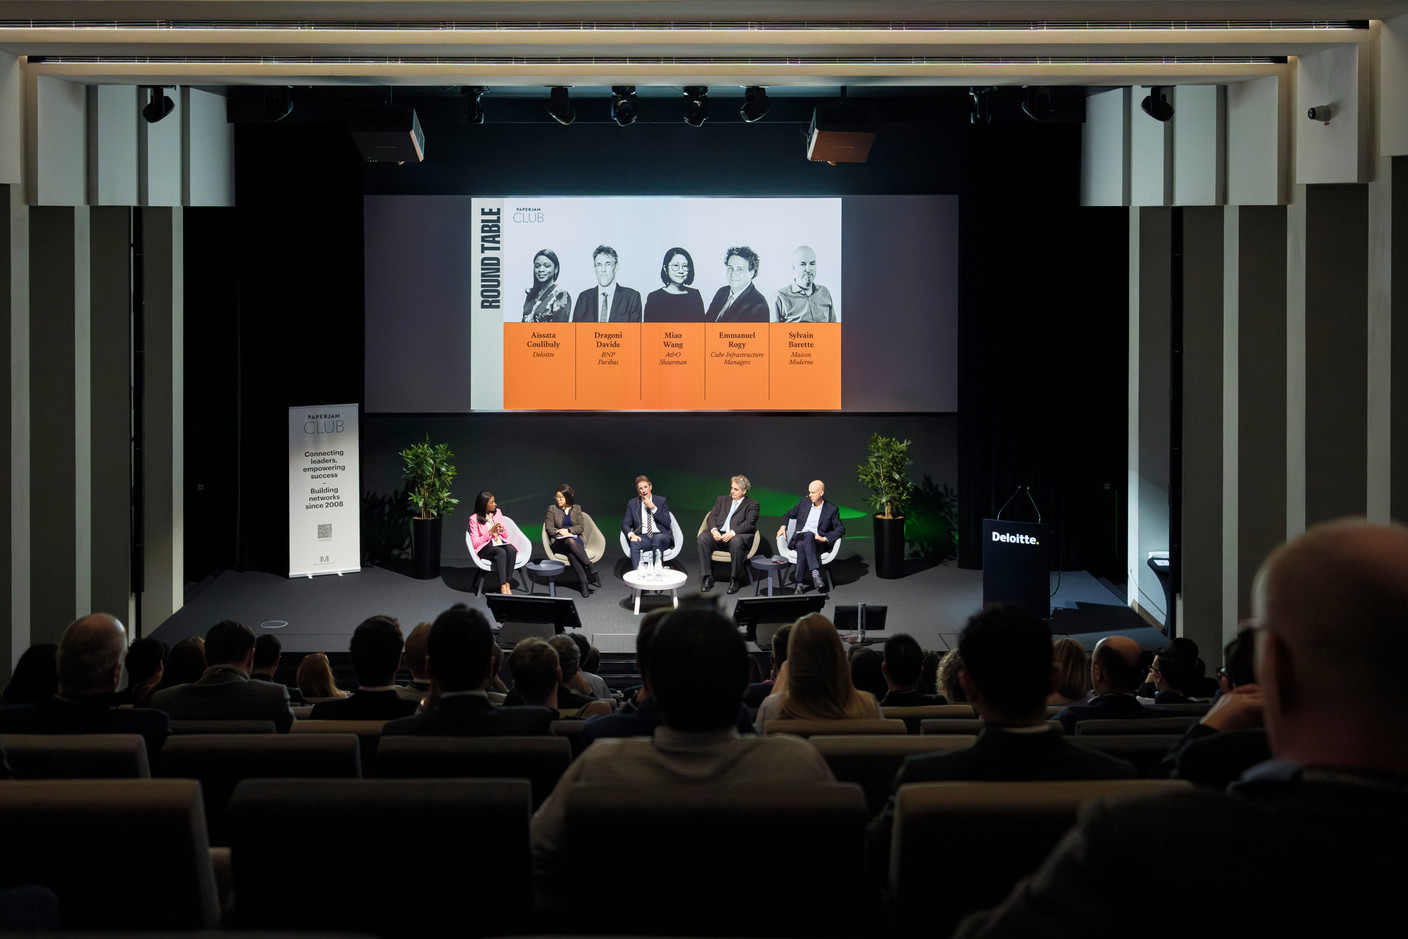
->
[310, 615, 418, 721]
[502, 635, 597, 713]
[532, 600, 835, 867]
[151, 620, 295, 732]
[571, 244, 642, 323]
[697, 474, 760, 594]
[1054, 634, 1158, 734]
[878, 633, 948, 707]
[868, 604, 1135, 876]
[381, 605, 553, 737]
[250, 633, 306, 705]
[959, 520, 1408, 937]
[623, 474, 673, 568]
[0, 613, 170, 759]
[776, 479, 845, 593]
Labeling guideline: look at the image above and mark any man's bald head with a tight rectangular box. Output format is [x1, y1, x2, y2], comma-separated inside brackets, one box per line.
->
[1254, 520, 1408, 760]
[57, 613, 128, 697]
[1091, 634, 1143, 694]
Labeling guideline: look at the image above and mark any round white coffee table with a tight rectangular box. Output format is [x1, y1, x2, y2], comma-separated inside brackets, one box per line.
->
[622, 568, 688, 615]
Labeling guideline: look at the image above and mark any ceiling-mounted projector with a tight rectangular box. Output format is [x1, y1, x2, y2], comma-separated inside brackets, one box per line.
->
[806, 105, 878, 163]
[350, 107, 425, 164]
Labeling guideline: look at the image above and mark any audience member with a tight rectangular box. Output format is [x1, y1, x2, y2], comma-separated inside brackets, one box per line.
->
[119, 637, 167, 708]
[508, 638, 612, 719]
[566, 632, 613, 700]
[1144, 644, 1204, 704]
[296, 652, 347, 702]
[919, 649, 941, 697]
[532, 601, 835, 867]
[867, 604, 1135, 874]
[501, 635, 597, 711]
[396, 621, 433, 703]
[1053, 635, 1157, 733]
[878, 633, 947, 707]
[937, 648, 967, 702]
[959, 519, 1408, 936]
[2, 643, 57, 706]
[151, 620, 294, 732]
[756, 614, 881, 733]
[158, 637, 206, 689]
[745, 621, 794, 707]
[250, 633, 307, 705]
[849, 647, 889, 701]
[1047, 637, 1091, 706]
[309, 616, 419, 720]
[0, 614, 170, 757]
[381, 606, 554, 737]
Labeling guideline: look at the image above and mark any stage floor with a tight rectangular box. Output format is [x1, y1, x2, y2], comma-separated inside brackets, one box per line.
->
[150, 552, 1165, 657]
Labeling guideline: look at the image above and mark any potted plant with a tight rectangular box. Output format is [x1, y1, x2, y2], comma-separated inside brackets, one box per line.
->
[399, 435, 459, 579]
[857, 432, 915, 579]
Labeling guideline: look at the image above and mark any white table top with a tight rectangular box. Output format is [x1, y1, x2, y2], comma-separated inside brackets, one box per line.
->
[622, 568, 687, 590]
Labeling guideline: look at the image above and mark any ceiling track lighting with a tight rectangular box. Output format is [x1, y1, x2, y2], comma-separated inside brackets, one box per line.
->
[969, 86, 993, 125]
[462, 85, 486, 124]
[1021, 86, 1056, 122]
[547, 86, 575, 125]
[739, 85, 772, 123]
[682, 86, 708, 127]
[141, 86, 174, 123]
[263, 86, 293, 123]
[610, 85, 638, 126]
[1141, 86, 1174, 122]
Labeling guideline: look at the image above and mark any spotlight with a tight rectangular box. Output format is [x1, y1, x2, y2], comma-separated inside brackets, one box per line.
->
[547, 86, 576, 125]
[1141, 86, 1174, 122]
[610, 86, 638, 126]
[1020, 86, 1055, 122]
[968, 87, 992, 125]
[739, 86, 772, 123]
[462, 86, 486, 124]
[683, 86, 708, 127]
[141, 87, 174, 124]
[263, 86, 293, 123]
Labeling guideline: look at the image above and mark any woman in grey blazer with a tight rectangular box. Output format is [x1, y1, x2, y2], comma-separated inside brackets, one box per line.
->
[546, 484, 600, 598]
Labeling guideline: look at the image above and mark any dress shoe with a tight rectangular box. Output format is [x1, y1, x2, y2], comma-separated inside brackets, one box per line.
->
[701, 575, 714, 592]
[589, 571, 602, 587]
[726, 580, 741, 595]
[579, 584, 591, 599]
[811, 569, 825, 592]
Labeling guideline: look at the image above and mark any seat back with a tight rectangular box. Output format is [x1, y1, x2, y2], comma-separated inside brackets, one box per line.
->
[0, 732, 150, 778]
[229, 778, 532, 938]
[808, 734, 975, 814]
[290, 718, 389, 773]
[375, 734, 572, 808]
[169, 719, 276, 734]
[1067, 734, 1185, 777]
[764, 718, 907, 737]
[559, 783, 870, 937]
[881, 704, 975, 732]
[0, 779, 220, 928]
[890, 779, 1190, 935]
[156, 732, 362, 843]
[618, 510, 687, 563]
[1074, 716, 1201, 735]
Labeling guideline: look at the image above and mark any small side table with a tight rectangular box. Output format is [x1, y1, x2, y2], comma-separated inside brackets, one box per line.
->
[622, 568, 687, 615]
[525, 559, 566, 597]
[751, 556, 789, 596]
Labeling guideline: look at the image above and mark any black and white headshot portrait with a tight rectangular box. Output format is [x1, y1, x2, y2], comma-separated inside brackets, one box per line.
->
[644, 246, 707, 323]
[705, 246, 769, 323]
[772, 245, 838, 323]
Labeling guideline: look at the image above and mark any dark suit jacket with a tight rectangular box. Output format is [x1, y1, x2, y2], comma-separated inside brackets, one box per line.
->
[309, 689, 419, 721]
[705, 282, 768, 323]
[379, 694, 555, 737]
[783, 498, 845, 545]
[1055, 692, 1157, 734]
[622, 495, 673, 540]
[0, 695, 171, 760]
[150, 665, 295, 732]
[704, 495, 759, 538]
[572, 284, 643, 323]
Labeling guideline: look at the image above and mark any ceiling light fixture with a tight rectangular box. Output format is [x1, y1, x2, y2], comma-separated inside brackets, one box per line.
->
[610, 86, 638, 126]
[683, 86, 708, 127]
[739, 86, 772, 123]
[547, 86, 575, 125]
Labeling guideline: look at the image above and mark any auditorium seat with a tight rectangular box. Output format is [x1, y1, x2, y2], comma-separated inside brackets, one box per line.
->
[290, 718, 389, 772]
[169, 719, 277, 734]
[229, 778, 532, 938]
[292, 705, 315, 720]
[808, 734, 975, 814]
[1074, 716, 1201, 735]
[466, 513, 533, 595]
[0, 732, 150, 778]
[556, 783, 871, 937]
[543, 508, 608, 565]
[881, 703, 976, 732]
[0, 779, 220, 929]
[764, 718, 907, 737]
[375, 734, 572, 808]
[156, 732, 362, 844]
[921, 718, 1065, 735]
[889, 779, 1191, 936]
[550, 718, 589, 756]
[1067, 734, 1185, 777]
[1148, 702, 1213, 716]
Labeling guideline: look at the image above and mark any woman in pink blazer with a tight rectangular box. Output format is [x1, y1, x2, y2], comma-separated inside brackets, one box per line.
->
[468, 490, 517, 594]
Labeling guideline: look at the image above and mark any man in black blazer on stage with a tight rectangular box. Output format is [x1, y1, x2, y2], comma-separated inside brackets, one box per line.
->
[381, 606, 553, 737]
[697, 474, 760, 594]
[623, 474, 674, 568]
[571, 245, 642, 323]
[705, 246, 769, 323]
[777, 479, 845, 593]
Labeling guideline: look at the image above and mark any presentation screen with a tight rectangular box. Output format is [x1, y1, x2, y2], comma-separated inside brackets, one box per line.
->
[364, 194, 957, 414]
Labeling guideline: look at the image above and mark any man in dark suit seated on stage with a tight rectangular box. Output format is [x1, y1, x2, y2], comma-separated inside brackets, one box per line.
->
[151, 620, 295, 732]
[381, 605, 553, 737]
[697, 474, 760, 594]
[777, 479, 845, 593]
[309, 616, 418, 721]
[958, 520, 1408, 937]
[1054, 634, 1157, 733]
[878, 633, 948, 707]
[867, 604, 1135, 875]
[0, 613, 170, 759]
[623, 474, 674, 568]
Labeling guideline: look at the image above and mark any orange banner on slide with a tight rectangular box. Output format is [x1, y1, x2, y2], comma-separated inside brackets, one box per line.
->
[503, 323, 576, 410]
[641, 323, 706, 408]
[767, 322, 841, 410]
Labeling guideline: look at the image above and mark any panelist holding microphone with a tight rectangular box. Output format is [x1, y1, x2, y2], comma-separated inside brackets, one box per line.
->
[778, 480, 845, 594]
[623, 475, 673, 568]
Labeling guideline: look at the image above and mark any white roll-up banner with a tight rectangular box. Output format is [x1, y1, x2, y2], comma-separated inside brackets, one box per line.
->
[289, 404, 361, 578]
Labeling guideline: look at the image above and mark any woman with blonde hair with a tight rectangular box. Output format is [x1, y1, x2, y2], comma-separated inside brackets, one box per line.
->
[756, 613, 880, 733]
[1048, 637, 1092, 706]
[296, 652, 348, 702]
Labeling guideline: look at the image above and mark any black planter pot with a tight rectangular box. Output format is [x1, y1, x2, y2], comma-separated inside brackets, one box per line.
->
[873, 514, 906, 580]
[410, 516, 443, 580]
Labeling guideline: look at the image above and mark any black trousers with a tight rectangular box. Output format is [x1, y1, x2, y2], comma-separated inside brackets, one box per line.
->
[481, 543, 517, 589]
[698, 530, 750, 582]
